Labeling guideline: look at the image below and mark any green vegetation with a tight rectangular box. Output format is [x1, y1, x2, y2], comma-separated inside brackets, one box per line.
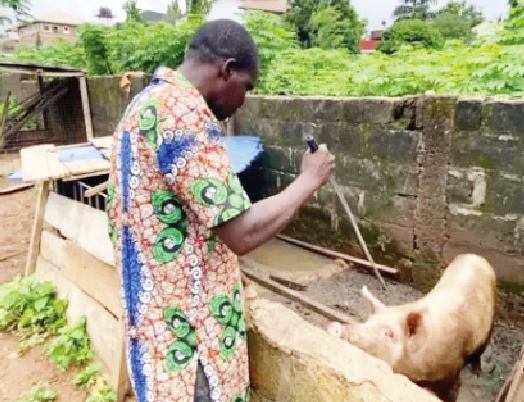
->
[0, 275, 117, 400]
[378, 19, 444, 54]
[15, 382, 57, 402]
[1, 2, 522, 98]
[73, 363, 103, 390]
[48, 316, 94, 371]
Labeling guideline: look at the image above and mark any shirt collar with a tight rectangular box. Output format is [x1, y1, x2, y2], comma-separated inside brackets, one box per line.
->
[152, 67, 194, 88]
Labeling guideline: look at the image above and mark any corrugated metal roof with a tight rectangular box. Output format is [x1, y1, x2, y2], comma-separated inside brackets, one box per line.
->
[0, 61, 85, 74]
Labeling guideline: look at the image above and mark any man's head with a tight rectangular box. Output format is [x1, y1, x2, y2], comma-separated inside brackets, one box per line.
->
[181, 19, 259, 121]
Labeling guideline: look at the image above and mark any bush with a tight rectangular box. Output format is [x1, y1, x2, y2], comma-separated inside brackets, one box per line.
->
[378, 19, 445, 54]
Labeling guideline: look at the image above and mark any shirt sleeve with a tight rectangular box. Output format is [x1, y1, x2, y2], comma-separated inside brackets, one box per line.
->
[157, 125, 252, 230]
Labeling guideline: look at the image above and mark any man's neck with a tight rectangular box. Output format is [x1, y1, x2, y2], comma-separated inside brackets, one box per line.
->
[178, 60, 213, 99]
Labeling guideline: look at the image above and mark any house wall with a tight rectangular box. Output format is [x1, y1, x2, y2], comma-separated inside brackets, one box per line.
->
[17, 22, 78, 46]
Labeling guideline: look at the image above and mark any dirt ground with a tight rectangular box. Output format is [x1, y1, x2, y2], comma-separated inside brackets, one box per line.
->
[1, 176, 523, 402]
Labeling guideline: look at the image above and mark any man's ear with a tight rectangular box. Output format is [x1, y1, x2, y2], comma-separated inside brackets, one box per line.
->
[220, 58, 237, 81]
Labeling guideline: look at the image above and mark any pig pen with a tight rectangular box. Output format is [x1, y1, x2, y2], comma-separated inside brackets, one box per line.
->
[245, 239, 524, 402]
[25, 183, 443, 402]
[16, 141, 441, 402]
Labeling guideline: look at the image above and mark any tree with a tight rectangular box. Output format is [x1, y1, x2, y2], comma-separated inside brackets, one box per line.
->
[377, 19, 444, 54]
[393, 0, 436, 22]
[80, 24, 112, 74]
[286, 0, 366, 53]
[433, 12, 474, 42]
[166, 1, 183, 23]
[0, 0, 31, 25]
[436, 1, 484, 27]
[309, 6, 363, 52]
[185, 0, 211, 16]
[123, 0, 142, 23]
[509, 0, 519, 8]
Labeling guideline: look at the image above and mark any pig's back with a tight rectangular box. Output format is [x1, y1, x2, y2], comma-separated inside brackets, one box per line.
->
[424, 254, 496, 362]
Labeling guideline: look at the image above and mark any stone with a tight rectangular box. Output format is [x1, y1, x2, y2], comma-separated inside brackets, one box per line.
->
[488, 100, 524, 134]
[342, 97, 399, 124]
[455, 97, 483, 132]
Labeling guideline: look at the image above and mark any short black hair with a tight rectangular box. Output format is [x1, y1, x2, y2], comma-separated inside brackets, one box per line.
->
[187, 19, 259, 74]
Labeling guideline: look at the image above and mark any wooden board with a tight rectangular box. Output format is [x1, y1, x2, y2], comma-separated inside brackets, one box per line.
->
[25, 181, 50, 276]
[63, 159, 110, 176]
[21, 143, 110, 182]
[276, 235, 399, 275]
[21, 145, 65, 182]
[496, 343, 524, 402]
[44, 192, 115, 266]
[40, 229, 121, 317]
[62, 240, 121, 317]
[35, 256, 122, 380]
[241, 259, 356, 325]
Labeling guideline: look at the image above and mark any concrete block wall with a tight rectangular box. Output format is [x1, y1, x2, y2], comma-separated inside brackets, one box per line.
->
[236, 95, 524, 290]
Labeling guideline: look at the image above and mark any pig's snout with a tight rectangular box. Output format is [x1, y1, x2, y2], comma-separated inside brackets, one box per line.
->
[327, 322, 342, 337]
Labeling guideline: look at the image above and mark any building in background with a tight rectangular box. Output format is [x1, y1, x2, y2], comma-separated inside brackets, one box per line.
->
[17, 10, 83, 47]
[208, 0, 288, 23]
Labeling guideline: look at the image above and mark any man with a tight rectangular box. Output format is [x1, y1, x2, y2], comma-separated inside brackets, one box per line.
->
[107, 19, 335, 402]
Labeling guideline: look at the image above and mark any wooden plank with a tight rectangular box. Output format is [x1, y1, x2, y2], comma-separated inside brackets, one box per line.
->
[40, 230, 66, 270]
[44, 192, 114, 266]
[497, 343, 524, 402]
[91, 136, 113, 150]
[40, 71, 85, 78]
[84, 181, 109, 197]
[63, 159, 111, 176]
[62, 240, 121, 317]
[25, 181, 50, 276]
[0, 91, 12, 150]
[21, 145, 53, 182]
[240, 259, 356, 324]
[276, 235, 399, 275]
[0, 183, 34, 195]
[79, 75, 94, 142]
[35, 256, 121, 378]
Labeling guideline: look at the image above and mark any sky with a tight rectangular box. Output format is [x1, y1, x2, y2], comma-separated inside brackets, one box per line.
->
[10, 0, 511, 32]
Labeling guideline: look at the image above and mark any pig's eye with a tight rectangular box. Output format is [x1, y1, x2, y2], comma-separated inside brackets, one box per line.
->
[381, 328, 394, 339]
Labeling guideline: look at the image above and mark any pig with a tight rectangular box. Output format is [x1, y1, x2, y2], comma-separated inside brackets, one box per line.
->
[326, 254, 496, 402]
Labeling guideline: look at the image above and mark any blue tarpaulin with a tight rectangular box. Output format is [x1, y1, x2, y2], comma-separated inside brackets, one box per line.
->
[7, 136, 263, 182]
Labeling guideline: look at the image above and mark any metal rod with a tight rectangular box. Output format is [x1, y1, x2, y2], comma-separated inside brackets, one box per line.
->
[306, 135, 387, 289]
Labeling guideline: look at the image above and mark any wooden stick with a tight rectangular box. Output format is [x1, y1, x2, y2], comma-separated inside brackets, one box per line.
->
[241, 259, 355, 324]
[79, 75, 94, 142]
[0, 91, 11, 151]
[276, 235, 398, 275]
[0, 183, 34, 195]
[84, 180, 109, 197]
[497, 343, 524, 402]
[25, 181, 50, 277]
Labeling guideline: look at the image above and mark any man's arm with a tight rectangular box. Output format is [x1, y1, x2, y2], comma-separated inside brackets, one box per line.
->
[214, 145, 335, 255]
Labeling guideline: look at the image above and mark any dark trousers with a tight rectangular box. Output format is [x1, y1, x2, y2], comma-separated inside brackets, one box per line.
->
[194, 361, 211, 402]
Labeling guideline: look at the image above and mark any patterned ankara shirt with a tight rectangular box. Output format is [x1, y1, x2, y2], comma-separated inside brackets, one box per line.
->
[107, 67, 252, 402]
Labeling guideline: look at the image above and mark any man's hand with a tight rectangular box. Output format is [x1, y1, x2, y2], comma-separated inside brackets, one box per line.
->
[214, 143, 336, 256]
[301, 143, 336, 190]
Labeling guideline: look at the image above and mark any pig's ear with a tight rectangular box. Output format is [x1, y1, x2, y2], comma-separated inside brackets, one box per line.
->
[362, 286, 386, 313]
[405, 311, 424, 337]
